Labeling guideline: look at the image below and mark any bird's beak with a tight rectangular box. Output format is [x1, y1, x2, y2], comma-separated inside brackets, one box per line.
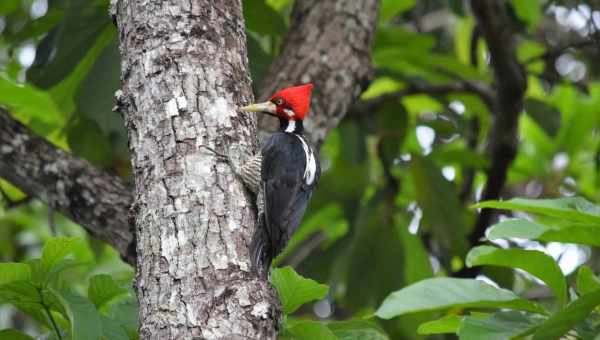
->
[240, 101, 277, 115]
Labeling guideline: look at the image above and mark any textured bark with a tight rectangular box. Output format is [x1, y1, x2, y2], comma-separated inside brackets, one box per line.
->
[112, 0, 278, 338]
[259, 0, 379, 148]
[0, 0, 380, 277]
[0, 111, 136, 264]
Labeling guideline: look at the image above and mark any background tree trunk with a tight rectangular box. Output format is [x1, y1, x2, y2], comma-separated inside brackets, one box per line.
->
[113, 0, 279, 338]
[259, 0, 379, 148]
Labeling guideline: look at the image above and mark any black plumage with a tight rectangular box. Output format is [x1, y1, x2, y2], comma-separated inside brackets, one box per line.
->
[251, 131, 320, 277]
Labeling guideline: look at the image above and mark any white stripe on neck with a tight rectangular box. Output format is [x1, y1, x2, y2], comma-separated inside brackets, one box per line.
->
[285, 120, 296, 133]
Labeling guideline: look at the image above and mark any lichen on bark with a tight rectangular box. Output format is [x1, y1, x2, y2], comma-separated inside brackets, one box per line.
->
[113, 0, 280, 338]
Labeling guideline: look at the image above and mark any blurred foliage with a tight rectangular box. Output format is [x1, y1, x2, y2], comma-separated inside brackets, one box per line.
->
[1, 0, 600, 339]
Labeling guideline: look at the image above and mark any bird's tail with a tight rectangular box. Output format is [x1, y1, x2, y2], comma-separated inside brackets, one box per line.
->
[250, 213, 272, 279]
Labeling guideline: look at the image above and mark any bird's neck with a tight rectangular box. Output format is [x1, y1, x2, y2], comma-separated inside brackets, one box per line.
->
[279, 118, 303, 134]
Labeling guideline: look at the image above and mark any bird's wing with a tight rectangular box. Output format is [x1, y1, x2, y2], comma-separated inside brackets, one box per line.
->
[262, 133, 307, 253]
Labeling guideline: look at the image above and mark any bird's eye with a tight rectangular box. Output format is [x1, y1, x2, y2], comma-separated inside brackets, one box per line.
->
[273, 98, 284, 106]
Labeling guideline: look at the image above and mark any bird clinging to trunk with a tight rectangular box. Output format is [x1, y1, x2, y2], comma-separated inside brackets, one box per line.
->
[239, 84, 320, 277]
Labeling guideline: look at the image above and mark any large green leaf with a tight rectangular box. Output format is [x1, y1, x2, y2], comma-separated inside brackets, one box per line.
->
[243, 0, 286, 36]
[50, 25, 117, 114]
[0, 329, 34, 340]
[523, 98, 561, 137]
[0, 0, 20, 15]
[67, 117, 113, 166]
[509, 0, 541, 28]
[410, 155, 468, 258]
[52, 289, 102, 340]
[466, 246, 567, 305]
[474, 197, 600, 226]
[327, 320, 389, 340]
[28, 0, 112, 88]
[271, 266, 329, 314]
[0, 78, 64, 132]
[458, 311, 542, 340]
[108, 299, 139, 339]
[0, 282, 56, 330]
[88, 274, 129, 311]
[375, 278, 547, 319]
[6, 9, 64, 44]
[417, 315, 463, 335]
[40, 237, 79, 279]
[379, 0, 416, 21]
[0, 263, 30, 285]
[486, 218, 600, 247]
[283, 320, 337, 340]
[533, 291, 600, 340]
[576, 266, 600, 296]
[100, 315, 129, 340]
[246, 33, 273, 91]
[346, 191, 406, 309]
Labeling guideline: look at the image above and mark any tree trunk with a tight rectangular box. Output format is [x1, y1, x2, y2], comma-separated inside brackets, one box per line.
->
[112, 0, 279, 338]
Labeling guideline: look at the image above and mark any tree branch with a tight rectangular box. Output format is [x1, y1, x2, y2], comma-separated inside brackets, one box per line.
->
[524, 39, 598, 64]
[455, 0, 527, 277]
[258, 0, 380, 149]
[0, 111, 136, 265]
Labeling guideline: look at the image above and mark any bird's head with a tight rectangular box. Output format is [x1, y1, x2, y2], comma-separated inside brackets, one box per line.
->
[241, 83, 313, 121]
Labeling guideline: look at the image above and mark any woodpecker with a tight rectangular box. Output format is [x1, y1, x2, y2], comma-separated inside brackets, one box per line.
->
[238, 83, 320, 277]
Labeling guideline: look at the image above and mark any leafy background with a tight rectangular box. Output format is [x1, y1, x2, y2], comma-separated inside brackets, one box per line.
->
[1, 0, 600, 339]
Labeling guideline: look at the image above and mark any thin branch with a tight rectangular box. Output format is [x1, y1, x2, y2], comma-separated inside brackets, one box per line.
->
[454, 0, 527, 278]
[524, 39, 598, 64]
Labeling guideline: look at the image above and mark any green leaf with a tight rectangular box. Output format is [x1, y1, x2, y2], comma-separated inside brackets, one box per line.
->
[533, 291, 600, 340]
[246, 33, 272, 91]
[509, 0, 541, 28]
[576, 266, 600, 296]
[0, 0, 20, 15]
[284, 320, 337, 340]
[0, 329, 34, 340]
[50, 26, 117, 114]
[410, 155, 469, 258]
[67, 117, 113, 166]
[375, 278, 547, 319]
[0, 282, 40, 307]
[7, 9, 64, 43]
[0, 263, 30, 285]
[473, 197, 600, 226]
[243, 0, 286, 36]
[524, 98, 561, 137]
[100, 316, 129, 340]
[487, 218, 600, 247]
[28, 0, 112, 89]
[88, 274, 129, 311]
[0, 282, 55, 329]
[108, 299, 139, 339]
[52, 289, 102, 340]
[466, 246, 567, 305]
[0, 78, 64, 133]
[417, 315, 463, 335]
[327, 320, 389, 340]
[374, 27, 435, 52]
[459, 311, 542, 340]
[271, 267, 329, 314]
[41, 237, 79, 279]
[380, 0, 416, 21]
[346, 191, 406, 309]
